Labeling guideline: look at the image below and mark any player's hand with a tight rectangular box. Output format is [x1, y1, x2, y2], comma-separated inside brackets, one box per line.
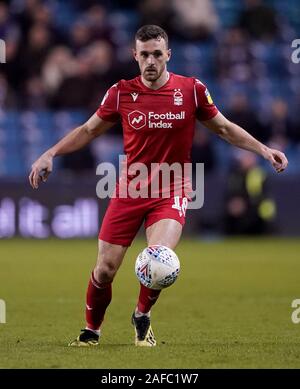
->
[263, 147, 288, 173]
[29, 152, 53, 189]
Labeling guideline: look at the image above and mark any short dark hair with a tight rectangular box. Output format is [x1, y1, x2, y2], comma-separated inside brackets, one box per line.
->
[135, 25, 168, 47]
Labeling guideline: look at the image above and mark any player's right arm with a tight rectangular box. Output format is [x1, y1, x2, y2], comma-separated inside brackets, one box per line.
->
[29, 114, 114, 189]
[29, 82, 120, 189]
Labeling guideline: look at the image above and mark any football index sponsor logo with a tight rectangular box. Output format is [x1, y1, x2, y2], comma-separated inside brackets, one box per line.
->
[148, 111, 185, 128]
[128, 110, 185, 130]
[0, 299, 6, 323]
[128, 110, 147, 130]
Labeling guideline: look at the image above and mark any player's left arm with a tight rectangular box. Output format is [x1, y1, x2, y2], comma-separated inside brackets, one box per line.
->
[202, 111, 288, 173]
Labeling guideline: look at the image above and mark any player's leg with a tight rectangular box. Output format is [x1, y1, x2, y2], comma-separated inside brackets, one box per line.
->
[86, 240, 128, 331]
[138, 218, 182, 313]
[132, 218, 183, 347]
[69, 195, 144, 347]
[69, 240, 127, 347]
[146, 218, 183, 248]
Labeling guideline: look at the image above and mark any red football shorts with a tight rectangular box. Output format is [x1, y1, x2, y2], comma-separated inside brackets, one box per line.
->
[98, 195, 188, 246]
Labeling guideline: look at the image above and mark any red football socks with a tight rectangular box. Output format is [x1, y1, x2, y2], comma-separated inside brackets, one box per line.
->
[85, 271, 112, 331]
[137, 283, 161, 314]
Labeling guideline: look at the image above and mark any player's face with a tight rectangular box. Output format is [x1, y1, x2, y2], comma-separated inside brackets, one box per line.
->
[134, 38, 171, 81]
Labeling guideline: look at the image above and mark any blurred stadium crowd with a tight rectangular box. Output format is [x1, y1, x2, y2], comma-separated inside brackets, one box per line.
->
[0, 0, 300, 178]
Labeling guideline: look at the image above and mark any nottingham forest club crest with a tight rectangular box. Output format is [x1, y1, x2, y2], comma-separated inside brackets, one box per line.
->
[173, 89, 183, 106]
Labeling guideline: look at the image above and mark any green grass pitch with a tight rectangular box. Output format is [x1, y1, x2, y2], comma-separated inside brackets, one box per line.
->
[0, 238, 300, 368]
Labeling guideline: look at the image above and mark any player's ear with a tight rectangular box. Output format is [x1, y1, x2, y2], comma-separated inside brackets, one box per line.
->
[132, 48, 138, 61]
[166, 49, 171, 62]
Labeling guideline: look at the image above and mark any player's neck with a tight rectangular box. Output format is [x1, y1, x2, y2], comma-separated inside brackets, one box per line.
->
[141, 70, 170, 90]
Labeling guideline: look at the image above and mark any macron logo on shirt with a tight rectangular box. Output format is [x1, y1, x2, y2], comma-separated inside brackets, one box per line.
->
[130, 92, 139, 102]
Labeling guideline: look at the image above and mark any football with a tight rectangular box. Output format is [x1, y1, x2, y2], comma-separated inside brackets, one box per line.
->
[135, 245, 180, 290]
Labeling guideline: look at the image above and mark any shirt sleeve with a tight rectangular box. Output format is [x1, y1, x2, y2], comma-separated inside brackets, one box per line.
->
[194, 78, 219, 121]
[96, 83, 120, 122]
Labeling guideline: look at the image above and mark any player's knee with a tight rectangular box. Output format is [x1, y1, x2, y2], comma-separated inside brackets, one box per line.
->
[94, 241, 125, 283]
[94, 261, 117, 283]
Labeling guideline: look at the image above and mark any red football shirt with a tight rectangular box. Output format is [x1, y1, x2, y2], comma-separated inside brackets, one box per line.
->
[96, 72, 218, 196]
